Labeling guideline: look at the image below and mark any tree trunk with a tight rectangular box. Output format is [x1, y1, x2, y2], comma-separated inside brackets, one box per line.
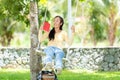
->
[108, 8, 117, 46]
[29, 1, 42, 80]
[90, 28, 97, 46]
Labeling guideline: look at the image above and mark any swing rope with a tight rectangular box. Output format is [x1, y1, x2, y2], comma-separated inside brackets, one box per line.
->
[74, 0, 79, 19]
[36, 1, 48, 55]
[63, 0, 79, 62]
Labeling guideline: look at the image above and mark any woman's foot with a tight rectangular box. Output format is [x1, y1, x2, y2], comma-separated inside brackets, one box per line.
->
[42, 62, 53, 71]
[36, 49, 46, 56]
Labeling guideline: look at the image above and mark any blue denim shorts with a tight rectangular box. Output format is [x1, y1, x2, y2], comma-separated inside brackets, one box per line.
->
[43, 46, 65, 68]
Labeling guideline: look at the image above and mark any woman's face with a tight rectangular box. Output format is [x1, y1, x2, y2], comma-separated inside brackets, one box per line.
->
[53, 17, 62, 28]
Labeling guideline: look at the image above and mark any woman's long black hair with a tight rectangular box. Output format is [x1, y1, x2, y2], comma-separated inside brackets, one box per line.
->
[48, 16, 64, 41]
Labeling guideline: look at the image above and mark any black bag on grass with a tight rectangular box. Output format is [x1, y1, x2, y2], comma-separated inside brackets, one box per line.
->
[37, 71, 58, 80]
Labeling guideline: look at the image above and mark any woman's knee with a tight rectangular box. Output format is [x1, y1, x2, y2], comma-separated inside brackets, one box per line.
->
[44, 47, 54, 56]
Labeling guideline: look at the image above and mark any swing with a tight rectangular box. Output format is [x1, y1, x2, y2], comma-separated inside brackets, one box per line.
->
[36, 0, 79, 61]
[36, 0, 79, 77]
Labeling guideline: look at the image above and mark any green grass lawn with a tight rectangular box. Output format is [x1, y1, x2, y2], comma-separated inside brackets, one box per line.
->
[0, 69, 30, 80]
[0, 69, 120, 80]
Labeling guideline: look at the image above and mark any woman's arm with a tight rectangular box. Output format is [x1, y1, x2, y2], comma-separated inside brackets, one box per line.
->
[38, 28, 49, 43]
[64, 26, 75, 46]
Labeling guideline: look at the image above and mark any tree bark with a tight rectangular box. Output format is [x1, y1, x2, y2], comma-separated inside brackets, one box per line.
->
[90, 28, 97, 46]
[29, 1, 42, 80]
[108, 7, 117, 46]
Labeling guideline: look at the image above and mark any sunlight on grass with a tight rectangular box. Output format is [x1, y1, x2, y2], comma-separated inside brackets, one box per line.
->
[0, 69, 30, 80]
[58, 69, 120, 80]
[0, 69, 120, 80]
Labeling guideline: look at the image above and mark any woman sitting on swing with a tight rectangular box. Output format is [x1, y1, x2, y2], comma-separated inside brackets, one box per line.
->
[38, 15, 75, 74]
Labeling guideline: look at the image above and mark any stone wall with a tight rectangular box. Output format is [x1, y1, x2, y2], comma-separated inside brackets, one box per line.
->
[0, 48, 30, 69]
[64, 47, 120, 71]
[0, 47, 120, 71]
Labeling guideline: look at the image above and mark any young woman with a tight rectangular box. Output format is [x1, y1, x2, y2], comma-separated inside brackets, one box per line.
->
[38, 16, 75, 74]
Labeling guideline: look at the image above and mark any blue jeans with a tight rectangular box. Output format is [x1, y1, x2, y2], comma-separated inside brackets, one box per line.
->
[43, 46, 64, 69]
